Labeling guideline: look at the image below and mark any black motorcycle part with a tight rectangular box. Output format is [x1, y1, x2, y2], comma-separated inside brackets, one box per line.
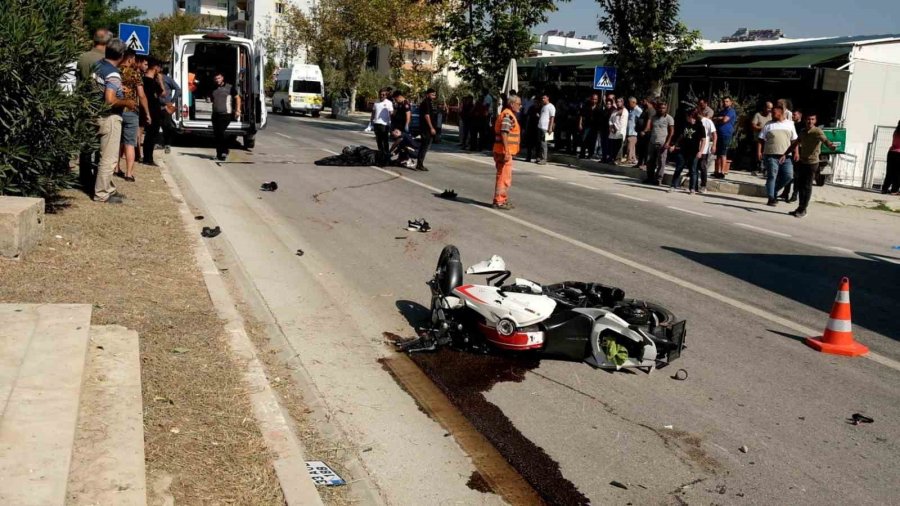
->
[435, 245, 463, 295]
[540, 310, 594, 360]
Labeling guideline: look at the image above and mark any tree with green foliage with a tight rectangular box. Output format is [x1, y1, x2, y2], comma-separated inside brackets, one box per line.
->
[595, 0, 701, 97]
[434, 0, 559, 92]
[147, 12, 224, 59]
[1, 0, 98, 198]
[83, 0, 144, 38]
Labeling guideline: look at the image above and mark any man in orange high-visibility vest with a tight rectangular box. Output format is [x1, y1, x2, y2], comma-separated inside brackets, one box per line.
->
[492, 95, 523, 210]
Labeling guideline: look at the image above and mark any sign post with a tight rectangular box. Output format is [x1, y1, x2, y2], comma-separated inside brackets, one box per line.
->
[119, 23, 151, 56]
[592, 66, 617, 91]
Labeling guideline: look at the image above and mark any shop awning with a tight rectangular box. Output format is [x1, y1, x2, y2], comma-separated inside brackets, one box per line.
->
[707, 49, 849, 69]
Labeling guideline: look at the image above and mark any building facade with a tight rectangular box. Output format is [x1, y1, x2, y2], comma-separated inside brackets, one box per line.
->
[174, 0, 229, 18]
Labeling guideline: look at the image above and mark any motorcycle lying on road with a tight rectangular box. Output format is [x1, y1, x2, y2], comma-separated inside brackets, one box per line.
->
[397, 245, 687, 371]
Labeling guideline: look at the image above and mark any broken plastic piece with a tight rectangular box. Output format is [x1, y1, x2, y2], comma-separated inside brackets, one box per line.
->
[849, 413, 874, 425]
[260, 181, 278, 192]
[296, 249, 304, 257]
[440, 189, 458, 200]
[201, 226, 221, 238]
[739, 445, 749, 453]
[406, 218, 431, 233]
[610, 481, 628, 490]
[194, 215, 204, 220]
[672, 369, 688, 381]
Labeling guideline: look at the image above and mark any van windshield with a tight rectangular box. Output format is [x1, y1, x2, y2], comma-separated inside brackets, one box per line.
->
[293, 80, 322, 94]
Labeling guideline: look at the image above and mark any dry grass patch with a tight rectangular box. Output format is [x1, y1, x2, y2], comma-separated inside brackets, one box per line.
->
[0, 166, 283, 505]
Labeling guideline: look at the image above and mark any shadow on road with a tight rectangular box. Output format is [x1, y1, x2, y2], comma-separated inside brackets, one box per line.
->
[663, 247, 900, 341]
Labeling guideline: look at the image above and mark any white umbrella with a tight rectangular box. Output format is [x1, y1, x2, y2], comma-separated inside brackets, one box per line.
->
[501, 58, 518, 95]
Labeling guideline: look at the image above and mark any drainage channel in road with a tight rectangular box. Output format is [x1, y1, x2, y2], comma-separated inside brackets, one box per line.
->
[380, 333, 590, 505]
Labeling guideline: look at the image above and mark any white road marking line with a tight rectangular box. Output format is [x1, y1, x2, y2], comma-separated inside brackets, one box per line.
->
[445, 153, 495, 166]
[734, 223, 792, 238]
[568, 182, 598, 190]
[667, 206, 711, 217]
[275, 132, 292, 139]
[613, 193, 648, 202]
[540, 175, 558, 180]
[362, 162, 899, 372]
[827, 246, 855, 254]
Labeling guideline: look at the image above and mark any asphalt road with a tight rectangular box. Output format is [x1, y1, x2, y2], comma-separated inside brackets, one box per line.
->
[169, 113, 900, 505]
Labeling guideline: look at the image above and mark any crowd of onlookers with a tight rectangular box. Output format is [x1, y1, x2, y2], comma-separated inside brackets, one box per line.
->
[76, 28, 180, 204]
[449, 90, 871, 218]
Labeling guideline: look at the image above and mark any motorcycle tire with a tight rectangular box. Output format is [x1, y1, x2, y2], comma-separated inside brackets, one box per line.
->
[615, 299, 676, 329]
[435, 245, 463, 295]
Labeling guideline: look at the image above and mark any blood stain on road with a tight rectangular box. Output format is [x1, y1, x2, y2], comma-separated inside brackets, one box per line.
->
[411, 348, 590, 505]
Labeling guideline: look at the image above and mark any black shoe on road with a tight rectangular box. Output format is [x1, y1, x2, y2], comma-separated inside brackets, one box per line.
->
[416, 166, 429, 171]
[767, 198, 778, 206]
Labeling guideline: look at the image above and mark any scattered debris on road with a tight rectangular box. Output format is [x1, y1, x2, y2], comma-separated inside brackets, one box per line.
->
[739, 445, 749, 453]
[260, 181, 278, 192]
[672, 368, 688, 381]
[610, 480, 629, 490]
[201, 226, 221, 238]
[407, 218, 431, 233]
[296, 249, 304, 257]
[849, 413, 874, 425]
[439, 189, 458, 200]
[306, 461, 345, 486]
[194, 215, 204, 220]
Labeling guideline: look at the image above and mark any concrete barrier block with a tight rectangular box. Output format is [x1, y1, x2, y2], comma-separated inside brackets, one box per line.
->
[0, 197, 44, 259]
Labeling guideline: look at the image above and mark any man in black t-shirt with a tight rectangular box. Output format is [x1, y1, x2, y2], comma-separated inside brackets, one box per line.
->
[141, 58, 164, 166]
[415, 88, 437, 171]
[210, 71, 242, 160]
[391, 90, 411, 132]
[668, 111, 708, 194]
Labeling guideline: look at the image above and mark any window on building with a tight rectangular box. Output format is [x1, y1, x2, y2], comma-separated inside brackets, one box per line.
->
[217, 0, 227, 8]
[275, 2, 284, 13]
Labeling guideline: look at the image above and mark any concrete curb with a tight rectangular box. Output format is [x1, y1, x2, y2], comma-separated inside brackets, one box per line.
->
[157, 161, 324, 506]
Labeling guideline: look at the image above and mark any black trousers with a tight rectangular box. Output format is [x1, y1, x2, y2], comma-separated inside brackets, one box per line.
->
[883, 151, 900, 194]
[142, 116, 160, 163]
[580, 128, 598, 158]
[607, 138, 623, 163]
[79, 149, 98, 192]
[161, 109, 176, 147]
[374, 124, 390, 156]
[795, 162, 815, 212]
[212, 113, 233, 158]
[636, 134, 649, 165]
[417, 131, 433, 169]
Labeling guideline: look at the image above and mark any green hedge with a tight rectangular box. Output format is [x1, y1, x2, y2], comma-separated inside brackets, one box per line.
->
[0, 0, 98, 198]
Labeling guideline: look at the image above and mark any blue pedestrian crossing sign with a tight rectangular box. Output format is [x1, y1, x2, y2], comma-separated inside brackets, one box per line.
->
[593, 66, 617, 91]
[119, 23, 151, 56]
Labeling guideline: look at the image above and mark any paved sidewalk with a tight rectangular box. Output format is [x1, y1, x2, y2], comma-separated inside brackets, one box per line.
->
[338, 109, 899, 211]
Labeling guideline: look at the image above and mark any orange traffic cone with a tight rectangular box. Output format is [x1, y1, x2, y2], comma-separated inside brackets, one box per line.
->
[804, 277, 869, 356]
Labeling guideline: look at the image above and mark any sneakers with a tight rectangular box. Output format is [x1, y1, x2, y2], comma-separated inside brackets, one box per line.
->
[699, 187, 707, 194]
[101, 195, 125, 204]
[766, 198, 778, 207]
[667, 187, 674, 193]
[536, 160, 547, 165]
[415, 165, 429, 171]
[789, 210, 807, 218]
[492, 202, 514, 210]
[164, 146, 171, 154]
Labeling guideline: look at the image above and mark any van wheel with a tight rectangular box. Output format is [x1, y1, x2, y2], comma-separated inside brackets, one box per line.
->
[312, 110, 320, 118]
[244, 134, 255, 149]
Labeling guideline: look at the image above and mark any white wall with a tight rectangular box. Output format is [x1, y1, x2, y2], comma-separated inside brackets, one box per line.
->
[840, 42, 900, 186]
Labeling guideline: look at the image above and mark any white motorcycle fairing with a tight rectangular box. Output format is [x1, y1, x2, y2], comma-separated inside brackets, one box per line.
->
[452, 284, 556, 350]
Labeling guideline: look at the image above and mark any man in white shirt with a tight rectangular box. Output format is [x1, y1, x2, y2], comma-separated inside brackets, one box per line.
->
[699, 112, 717, 193]
[536, 93, 556, 165]
[757, 105, 798, 206]
[607, 98, 628, 165]
[371, 88, 394, 157]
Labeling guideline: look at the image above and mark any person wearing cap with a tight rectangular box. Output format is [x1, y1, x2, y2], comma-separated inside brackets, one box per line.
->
[492, 95, 522, 210]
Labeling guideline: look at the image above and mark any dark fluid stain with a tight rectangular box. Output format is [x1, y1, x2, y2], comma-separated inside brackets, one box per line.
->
[376, 354, 435, 421]
[411, 348, 590, 505]
[467, 471, 494, 494]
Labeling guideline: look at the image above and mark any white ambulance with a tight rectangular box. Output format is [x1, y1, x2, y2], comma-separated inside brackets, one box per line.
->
[171, 32, 267, 148]
[272, 65, 325, 117]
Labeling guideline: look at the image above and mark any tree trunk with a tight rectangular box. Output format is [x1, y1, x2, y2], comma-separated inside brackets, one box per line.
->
[349, 88, 357, 113]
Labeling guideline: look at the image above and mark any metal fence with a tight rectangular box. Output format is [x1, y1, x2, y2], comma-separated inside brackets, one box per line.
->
[831, 152, 862, 187]
[864, 125, 896, 190]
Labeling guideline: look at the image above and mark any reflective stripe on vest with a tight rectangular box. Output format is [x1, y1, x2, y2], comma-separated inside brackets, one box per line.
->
[493, 109, 521, 156]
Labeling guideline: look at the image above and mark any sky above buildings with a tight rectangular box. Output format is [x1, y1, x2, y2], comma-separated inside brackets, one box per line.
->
[122, 0, 898, 41]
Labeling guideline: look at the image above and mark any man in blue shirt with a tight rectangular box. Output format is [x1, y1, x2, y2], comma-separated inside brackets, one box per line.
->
[92, 38, 134, 204]
[625, 97, 643, 165]
[712, 96, 736, 179]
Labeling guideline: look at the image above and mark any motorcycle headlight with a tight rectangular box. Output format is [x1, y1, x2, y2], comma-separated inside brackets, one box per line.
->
[496, 318, 516, 336]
